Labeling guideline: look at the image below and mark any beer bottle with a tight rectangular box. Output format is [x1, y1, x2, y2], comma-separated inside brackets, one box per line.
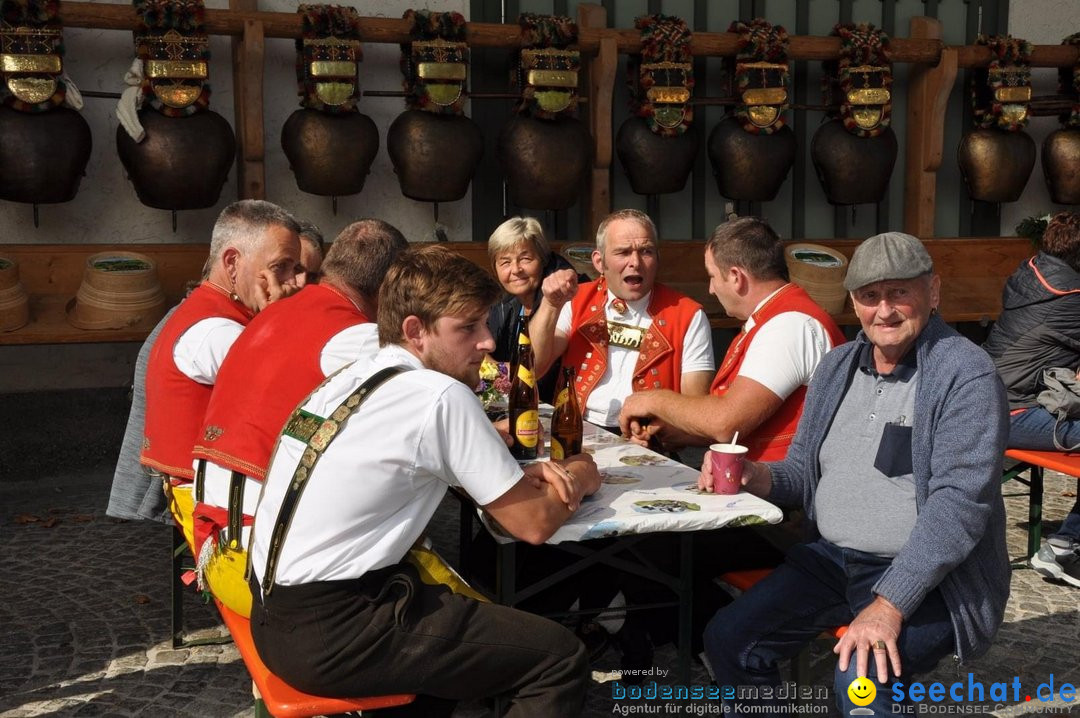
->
[550, 366, 583, 459]
[508, 320, 540, 460]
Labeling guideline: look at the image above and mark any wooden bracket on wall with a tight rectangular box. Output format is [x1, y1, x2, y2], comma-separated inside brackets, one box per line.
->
[579, 3, 615, 240]
[231, 11, 265, 201]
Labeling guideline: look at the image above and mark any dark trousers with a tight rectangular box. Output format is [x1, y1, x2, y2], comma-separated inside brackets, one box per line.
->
[250, 563, 589, 718]
[1009, 407, 1080, 539]
[703, 539, 954, 717]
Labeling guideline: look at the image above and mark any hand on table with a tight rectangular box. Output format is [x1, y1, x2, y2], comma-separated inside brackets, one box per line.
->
[526, 454, 599, 511]
[834, 596, 904, 683]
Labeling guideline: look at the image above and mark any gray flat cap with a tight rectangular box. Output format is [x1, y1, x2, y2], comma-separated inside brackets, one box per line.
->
[843, 232, 933, 291]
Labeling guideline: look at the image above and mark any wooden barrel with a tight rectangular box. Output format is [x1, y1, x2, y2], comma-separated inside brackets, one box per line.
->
[0, 257, 30, 332]
[785, 243, 849, 315]
[66, 251, 167, 330]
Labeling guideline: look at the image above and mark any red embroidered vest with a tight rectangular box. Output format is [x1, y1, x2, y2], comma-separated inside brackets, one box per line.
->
[141, 283, 252, 479]
[710, 284, 845, 462]
[192, 283, 369, 479]
[564, 279, 704, 411]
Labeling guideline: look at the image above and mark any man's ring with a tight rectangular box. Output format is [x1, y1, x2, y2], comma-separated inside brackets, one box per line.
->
[873, 640, 887, 651]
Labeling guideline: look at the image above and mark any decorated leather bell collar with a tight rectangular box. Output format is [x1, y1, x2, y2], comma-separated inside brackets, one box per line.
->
[628, 14, 693, 136]
[513, 13, 579, 119]
[728, 19, 789, 134]
[971, 34, 1033, 131]
[401, 9, 468, 115]
[297, 4, 362, 113]
[1, 0, 66, 112]
[1058, 32, 1080, 128]
[134, 0, 210, 116]
[823, 23, 893, 137]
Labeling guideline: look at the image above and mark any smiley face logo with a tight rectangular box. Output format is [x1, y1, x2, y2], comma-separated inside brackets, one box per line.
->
[847, 676, 876, 707]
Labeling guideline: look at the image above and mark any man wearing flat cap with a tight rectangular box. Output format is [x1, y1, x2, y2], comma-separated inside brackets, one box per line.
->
[700, 232, 1011, 716]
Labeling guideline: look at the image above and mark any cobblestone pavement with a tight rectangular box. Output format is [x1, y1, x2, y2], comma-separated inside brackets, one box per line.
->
[1, 465, 1077, 717]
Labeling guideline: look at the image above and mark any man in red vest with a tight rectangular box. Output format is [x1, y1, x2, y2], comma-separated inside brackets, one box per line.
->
[189, 219, 408, 615]
[618, 217, 845, 461]
[141, 200, 303, 551]
[530, 209, 714, 431]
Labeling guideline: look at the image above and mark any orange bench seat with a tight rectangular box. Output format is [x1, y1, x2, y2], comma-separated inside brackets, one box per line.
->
[214, 598, 415, 718]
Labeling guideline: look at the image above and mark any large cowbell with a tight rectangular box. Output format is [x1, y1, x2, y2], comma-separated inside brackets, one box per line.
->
[958, 128, 1035, 203]
[812, 120, 898, 205]
[499, 114, 591, 209]
[0, 10, 91, 205]
[1043, 128, 1080, 205]
[709, 116, 795, 202]
[117, 109, 234, 210]
[388, 109, 483, 203]
[617, 117, 698, 195]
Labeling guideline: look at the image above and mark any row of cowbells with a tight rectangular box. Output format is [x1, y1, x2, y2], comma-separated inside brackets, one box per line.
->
[618, 114, 897, 206]
[959, 127, 1080, 205]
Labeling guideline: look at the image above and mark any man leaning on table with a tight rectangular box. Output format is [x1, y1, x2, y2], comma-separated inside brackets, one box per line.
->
[528, 208, 714, 432]
[701, 232, 1011, 716]
[248, 245, 601, 717]
[618, 216, 845, 459]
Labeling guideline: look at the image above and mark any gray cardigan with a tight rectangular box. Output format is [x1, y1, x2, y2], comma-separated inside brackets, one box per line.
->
[768, 314, 1011, 662]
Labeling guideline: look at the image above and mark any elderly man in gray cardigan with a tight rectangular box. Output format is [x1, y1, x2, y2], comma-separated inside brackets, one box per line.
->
[700, 232, 1010, 716]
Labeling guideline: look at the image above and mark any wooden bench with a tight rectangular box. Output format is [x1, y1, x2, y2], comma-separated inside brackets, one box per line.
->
[0, 237, 1035, 345]
[1001, 448, 1080, 563]
[213, 597, 416, 718]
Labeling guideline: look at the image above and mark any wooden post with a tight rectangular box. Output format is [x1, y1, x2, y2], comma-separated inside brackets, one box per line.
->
[230, 1, 265, 200]
[579, 3, 614, 241]
[903, 17, 957, 237]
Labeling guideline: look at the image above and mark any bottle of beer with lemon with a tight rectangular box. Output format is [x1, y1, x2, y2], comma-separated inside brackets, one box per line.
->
[508, 320, 539, 460]
[550, 366, 582, 459]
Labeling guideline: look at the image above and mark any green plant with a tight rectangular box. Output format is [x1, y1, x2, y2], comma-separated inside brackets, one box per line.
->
[1016, 213, 1053, 248]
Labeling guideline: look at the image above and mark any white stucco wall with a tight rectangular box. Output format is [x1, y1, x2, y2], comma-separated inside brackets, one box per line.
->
[1003, 1, 1080, 234]
[0, 0, 471, 246]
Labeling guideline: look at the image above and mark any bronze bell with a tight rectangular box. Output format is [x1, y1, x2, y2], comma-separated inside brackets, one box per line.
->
[708, 116, 795, 202]
[0, 105, 91, 204]
[498, 114, 591, 210]
[281, 108, 379, 197]
[387, 109, 483, 203]
[116, 108, 235, 210]
[811, 119, 897, 205]
[1043, 128, 1080, 205]
[616, 116, 698, 195]
[957, 128, 1035, 203]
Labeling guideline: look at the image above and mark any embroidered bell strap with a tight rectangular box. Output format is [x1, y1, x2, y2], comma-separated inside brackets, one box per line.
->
[258, 366, 404, 594]
[626, 14, 693, 137]
[971, 34, 1033, 132]
[295, 4, 362, 114]
[513, 12, 579, 119]
[0, 0, 66, 112]
[822, 23, 893, 138]
[133, 0, 210, 117]
[399, 9, 468, 115]
[1059, 32, 1080, 128]
[727, 18, 789, 135]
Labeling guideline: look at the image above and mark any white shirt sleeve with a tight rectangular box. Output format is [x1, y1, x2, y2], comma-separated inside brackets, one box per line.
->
[418, 381, 524, 507]
[679, 309, 715, 374]
[737, 312, 835, 400]
[173, 317, 244, 385]
[320, 323, 380, 377]
[555, 300, 573, 336]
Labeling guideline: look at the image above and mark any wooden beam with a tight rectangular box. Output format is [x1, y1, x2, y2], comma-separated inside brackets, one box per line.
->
[580, 3, 614, 241]
[903, 17, 958, 238]
[231, 10, 265, 200]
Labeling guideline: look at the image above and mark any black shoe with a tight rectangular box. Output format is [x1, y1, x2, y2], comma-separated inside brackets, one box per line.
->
[576, 619, 611, 662]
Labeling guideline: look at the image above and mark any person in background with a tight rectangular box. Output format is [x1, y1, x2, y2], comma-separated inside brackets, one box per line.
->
[983, 210, 1080, 587]
[295, 220, 325, 286]
[529, 209, 714, 432]
[249, 245, 600, 716]
[619, 217, 845, 459]
[139, 200, 302, 550]
[703, 232, 1010, 716]
[486, 216, 579, 401]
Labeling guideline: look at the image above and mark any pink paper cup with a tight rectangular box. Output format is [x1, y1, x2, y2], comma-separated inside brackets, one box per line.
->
[709, 443, 749, 495]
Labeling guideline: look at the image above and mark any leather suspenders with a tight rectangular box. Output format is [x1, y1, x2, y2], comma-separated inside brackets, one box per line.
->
[194, 460, 248, 549]
[258, 366, 405, 594]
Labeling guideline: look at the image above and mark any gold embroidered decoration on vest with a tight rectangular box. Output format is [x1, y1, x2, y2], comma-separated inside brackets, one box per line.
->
[822, 23, 893, 138]
[607, 320, 644, 350]
[971, 34, 1033, 131]
[202, 425, 224, 442]
[297, 4, 362, 113]
[727, 19, 789, 134]
[133, 0, 211, 117]
[400, 9, 468, 115]
[512, 13, 579, 120]
[628, 14, 693, 136]
[0, 0, 65, 111]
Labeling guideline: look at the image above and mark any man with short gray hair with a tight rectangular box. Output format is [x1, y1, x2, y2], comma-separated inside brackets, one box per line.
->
[701, 232, 1011, 716]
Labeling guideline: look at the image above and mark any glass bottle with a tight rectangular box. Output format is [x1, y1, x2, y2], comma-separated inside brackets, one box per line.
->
[508, 320, 539, 460]
[550, 366, 583, 459]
